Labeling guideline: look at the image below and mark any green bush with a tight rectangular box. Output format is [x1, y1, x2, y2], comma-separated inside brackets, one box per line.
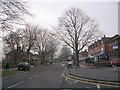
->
[2, 70, 24, 77]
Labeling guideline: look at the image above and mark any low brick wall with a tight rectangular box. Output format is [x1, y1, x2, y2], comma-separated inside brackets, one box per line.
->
[94, 60, 110, 67]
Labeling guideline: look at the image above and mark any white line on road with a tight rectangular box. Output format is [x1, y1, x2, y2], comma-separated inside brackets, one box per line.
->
[28, 74, 39, 80]
[65, 77, 73, 84]
[97, 84, 101, 89]
[7, 81, 23, 88]
[73, 80, 79, 84]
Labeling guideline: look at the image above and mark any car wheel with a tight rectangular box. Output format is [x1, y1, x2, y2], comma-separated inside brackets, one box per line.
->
[25, 68, 29, 71]
[23, 68, 26, 71]
[112, 65, 115, 67]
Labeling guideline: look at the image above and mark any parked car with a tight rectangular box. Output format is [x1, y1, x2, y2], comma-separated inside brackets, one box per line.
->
[62, 60, 67, 66]
[65, 59, 73, 68]
[110, 58, 120, 67]
[18, 62, 30, 71]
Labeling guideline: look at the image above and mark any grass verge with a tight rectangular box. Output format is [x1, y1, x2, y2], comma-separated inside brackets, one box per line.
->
[2, 70, 24, 78]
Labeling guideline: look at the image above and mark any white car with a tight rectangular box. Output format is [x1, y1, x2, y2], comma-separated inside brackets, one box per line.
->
[66, 59, 73, 68]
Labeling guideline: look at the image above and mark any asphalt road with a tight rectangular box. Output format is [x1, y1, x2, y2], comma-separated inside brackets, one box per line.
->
[2, 62, 119, 89]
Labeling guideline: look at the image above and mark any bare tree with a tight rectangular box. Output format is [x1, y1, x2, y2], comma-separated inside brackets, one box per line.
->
[56, 8, 102, 66]
[0, 0, 31, 32]
[3, 31, 23, 63]
[34, 28, 58, 65]
[21, 24, 38, 61]
[47, 34, 59, 63]
[59, 45, 72, 61]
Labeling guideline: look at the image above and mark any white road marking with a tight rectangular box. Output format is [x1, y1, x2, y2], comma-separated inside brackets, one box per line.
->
[73, 80, 79, 84]
[28, 74, 39, 80]
[61, 73, 65, 77]
[7, 81, 23, 88]
[62, 64, 65, 66]
[65, 77, 73, 84]
[97, 84, 101, 89]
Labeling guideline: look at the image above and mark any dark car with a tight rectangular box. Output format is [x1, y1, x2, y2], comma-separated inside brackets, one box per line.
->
[110, 58, 120, 67]
[18, 62, 30, 71]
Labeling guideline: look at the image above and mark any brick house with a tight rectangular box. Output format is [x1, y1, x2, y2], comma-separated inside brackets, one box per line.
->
[88, 36, 111, 61]
[5, 47, 24, 64]
[5, 47, 39, 64]
[109, 34, 120, 60]
[79, 50, 88, 61]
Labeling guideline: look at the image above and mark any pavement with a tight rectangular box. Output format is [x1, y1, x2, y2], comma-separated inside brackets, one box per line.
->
[64, 62, 120, 87]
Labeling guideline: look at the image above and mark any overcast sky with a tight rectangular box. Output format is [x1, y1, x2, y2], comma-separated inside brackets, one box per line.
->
[0, 0, 119, 61]
[25, 0, 119, 37]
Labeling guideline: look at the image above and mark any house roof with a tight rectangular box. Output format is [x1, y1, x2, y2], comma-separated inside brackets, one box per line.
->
[109, 34, 120, 42]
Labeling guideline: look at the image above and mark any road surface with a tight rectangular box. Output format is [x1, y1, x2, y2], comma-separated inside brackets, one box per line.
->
[2, 62, 118, 89]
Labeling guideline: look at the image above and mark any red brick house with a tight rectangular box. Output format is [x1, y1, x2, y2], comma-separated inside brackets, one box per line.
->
[109, 34, 120, 60]
[5, 47, 24, 64]
[5, 47, 39, 64]
[79, 50, 88, 61]
[88, 36, 111, 61]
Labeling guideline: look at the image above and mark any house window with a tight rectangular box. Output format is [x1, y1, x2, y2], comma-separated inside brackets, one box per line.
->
[115, 49, 118, 56]
[111, 51, 113, 56]
[109, 51, 111, 56]
[110, 43, 112, 47]
[113, 50, 118, 56]
[101, 40, 103, 44]
[100, 48, 103, 52]
[113, 51, 115, 56]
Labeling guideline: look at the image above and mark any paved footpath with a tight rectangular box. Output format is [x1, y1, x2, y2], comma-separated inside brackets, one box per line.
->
[67, 66, 120, 82]
[62, 63, 120, 88]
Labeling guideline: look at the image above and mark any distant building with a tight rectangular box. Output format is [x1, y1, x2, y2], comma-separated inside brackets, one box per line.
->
[108, 34, 120, 60]
[5, 47, 24, 63]
[5, 47, 40, 64]
[88, 35, 111, 61]
[88, 34, 120, 62]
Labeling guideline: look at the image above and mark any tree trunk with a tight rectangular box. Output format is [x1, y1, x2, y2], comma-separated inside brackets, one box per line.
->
[27, 49, 30, 61]
[42, 56, 45, 65]
[75, 50, 79, 66]
[41, 53, 45, 65]
[75, 38, 79, 66]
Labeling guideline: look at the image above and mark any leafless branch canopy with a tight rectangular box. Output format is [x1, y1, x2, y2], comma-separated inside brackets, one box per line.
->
[55, 7, 103, 66]
[0, 0, 31, 31]
[3, 31, 23, 53]
[34, 27, 59, 63]
[56, 7, 102, 52]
